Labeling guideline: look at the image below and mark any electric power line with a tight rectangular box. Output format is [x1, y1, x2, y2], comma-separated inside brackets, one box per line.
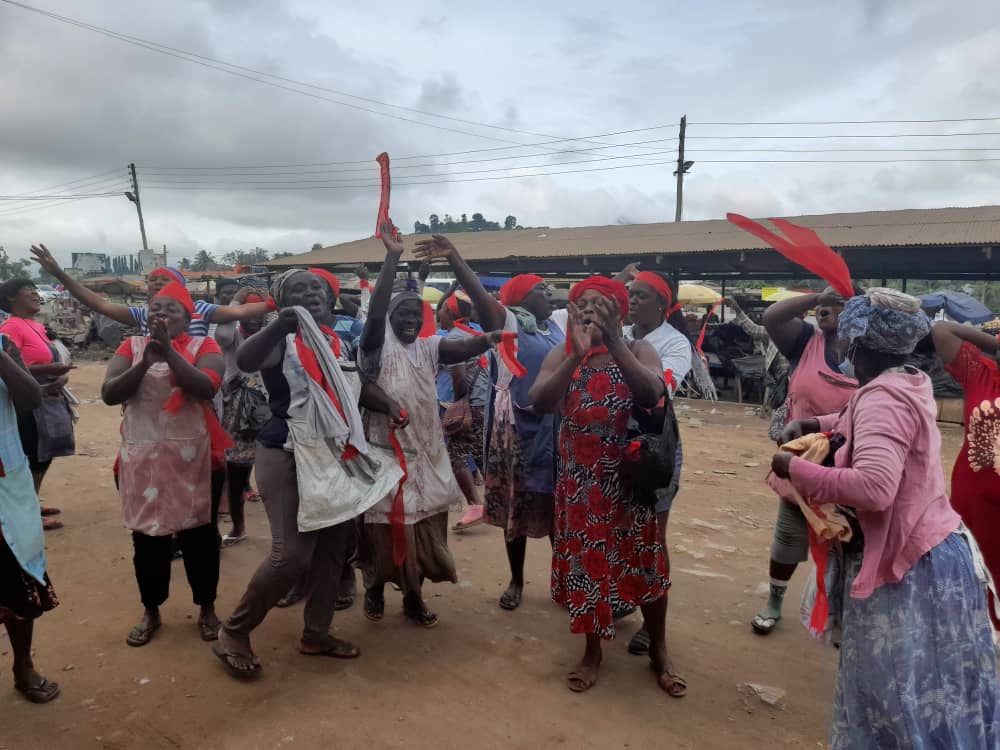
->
[0, 0, 676, 157]
[692, 117, 1000, 126]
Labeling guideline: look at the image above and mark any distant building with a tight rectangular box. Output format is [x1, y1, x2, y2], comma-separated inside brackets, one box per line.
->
[71, 252, 110, 275]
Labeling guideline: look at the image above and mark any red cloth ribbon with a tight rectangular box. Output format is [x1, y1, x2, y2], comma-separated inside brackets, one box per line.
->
[633, 271, 683, 317]
[388, 411, 410, 567]
[499, 274, 544, 307]
[266, 297, 278, 312]
[419, 302, 437, 338]
[625, 440, 642, 461]
[727, 213, 855, 299]
[568, 277, 629, 316]
[309, 268, 341, 298]
[159, 339, 232, 466]
[664, 368, 675, 391]
[292, 326, 362, 462]
[360, 279, 372, 291]
[695, 301, 724, 354]
[153, 281, 195, 315]
[374, 152, 398, 240]
[498, 331, 526, 377]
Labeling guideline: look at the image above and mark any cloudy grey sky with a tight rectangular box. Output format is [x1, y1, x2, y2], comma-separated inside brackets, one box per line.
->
[1, 0, 999, 266]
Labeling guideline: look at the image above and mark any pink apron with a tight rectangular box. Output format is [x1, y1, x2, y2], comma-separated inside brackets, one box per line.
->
[119, 336, 212, 536]
[785, 330, 857, 422]
[769, 330, 857, 498]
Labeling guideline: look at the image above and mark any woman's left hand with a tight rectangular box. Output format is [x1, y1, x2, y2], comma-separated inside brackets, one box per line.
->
[483, 330, 504, 346]
[590, 296, 621, 344]
[150, 317, 171, 344]
[771, 451, 793, 479]
[388, 402, 409, 429]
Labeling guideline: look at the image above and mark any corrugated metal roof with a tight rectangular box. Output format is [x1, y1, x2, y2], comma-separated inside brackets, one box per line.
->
[268, 205, 1000, 267]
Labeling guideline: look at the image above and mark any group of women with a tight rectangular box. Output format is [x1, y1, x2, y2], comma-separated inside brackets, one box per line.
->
[3, 238, 1000, 747]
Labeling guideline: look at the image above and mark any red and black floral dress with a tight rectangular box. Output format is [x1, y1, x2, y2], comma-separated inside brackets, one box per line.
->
[551, 364, 670, 639]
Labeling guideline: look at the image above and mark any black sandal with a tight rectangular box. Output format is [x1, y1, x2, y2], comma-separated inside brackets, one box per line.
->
[627, 628, 651, 655]
[364, 589, 385, 622]
[15, 675, 60, 704]
[126, 621, 160, 647]
[404, 606, 439, 629]
[212, 642, 262, 681]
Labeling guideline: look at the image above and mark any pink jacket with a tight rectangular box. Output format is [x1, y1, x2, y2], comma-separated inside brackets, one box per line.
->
[788, 368, 961, 599]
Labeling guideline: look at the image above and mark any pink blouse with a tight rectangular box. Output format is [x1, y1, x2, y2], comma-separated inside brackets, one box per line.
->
[788, 368, 961, 599]
[0, 316, 53, 366]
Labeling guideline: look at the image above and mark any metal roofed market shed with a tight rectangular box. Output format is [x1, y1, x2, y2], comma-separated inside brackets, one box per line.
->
[266, 205, 1000, 282]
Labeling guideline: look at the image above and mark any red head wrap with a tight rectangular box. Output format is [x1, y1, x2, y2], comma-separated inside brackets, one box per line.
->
[309, 268, 341, 299]
[633, 271, 682, 317]
[499, 274, 545, 307]
[568, 277, 629, 320]
[153, 281, 195, 315]
[148, 266, 187, 286]
[245, 293, 263, 304]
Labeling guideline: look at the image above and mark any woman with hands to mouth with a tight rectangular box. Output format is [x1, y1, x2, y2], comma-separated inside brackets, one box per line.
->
[356, 227, 503, 629]
[102, 282, 226, 648]
[528, 278, 673, 695]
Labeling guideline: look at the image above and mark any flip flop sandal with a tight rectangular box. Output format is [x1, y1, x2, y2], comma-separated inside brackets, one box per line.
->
[566, 668, 598, 693]
[299, 638, 361, 659]
[40, 506, 61, 517]
[652, 665, 688, 698]
[42, 518, 63, 531]
[199, 619, 221, 641]
[613, 605, 637, 620]
[243, 490, 262, 503]
[15, 676, 61, 704]
[498, 585, 523, 611]
[126, 622, 161, 647]
[212, 642, 262, 681]
[220, 534, 248, 548]
[751, 613, 781, 635]
[335, 595, 355, 611]
[627, 629, 651, 655]
[404, 608, 439, 629]
[364, 590, 384, 622]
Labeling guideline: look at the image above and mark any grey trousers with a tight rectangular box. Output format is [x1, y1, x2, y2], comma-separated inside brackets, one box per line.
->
[222, 446, 353, 645]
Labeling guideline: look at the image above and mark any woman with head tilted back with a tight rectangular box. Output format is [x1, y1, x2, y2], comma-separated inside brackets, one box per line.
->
[102, 281, 226, 647]
[528, 277, 671, 695]
[213, 268, 406, 679]
[772, 289, 1000, 749]
[357, 228, 503, 628]
[0, 332, 60, 703]
[0, 278, 76, 531]
[751, 287, 858, 635]
[413, 235, 565, 611]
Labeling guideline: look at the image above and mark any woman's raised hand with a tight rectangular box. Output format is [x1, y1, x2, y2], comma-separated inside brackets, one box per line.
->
[567, 305, 594, 359]
[589, 296, 621, 343]
[413, 234, 457, 263]
[30, 244, 62, 275]
[380, 222, 405, 257]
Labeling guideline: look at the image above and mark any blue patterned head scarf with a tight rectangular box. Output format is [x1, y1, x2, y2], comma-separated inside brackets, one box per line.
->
[837, 288, 931, 355]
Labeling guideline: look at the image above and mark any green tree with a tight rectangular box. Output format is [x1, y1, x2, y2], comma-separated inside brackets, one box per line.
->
[191, 250, 216, 272]
[504, 215, 517, 230]
[414, 220, 431, 233]
[429, 214, 441, 232]
[272, 251, 295, 260]
[0, 247, 32, 281]
[179, 257, 192, 270]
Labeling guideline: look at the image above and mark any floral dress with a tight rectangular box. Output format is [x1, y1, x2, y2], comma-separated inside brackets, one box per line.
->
[551, 364, 669, 639]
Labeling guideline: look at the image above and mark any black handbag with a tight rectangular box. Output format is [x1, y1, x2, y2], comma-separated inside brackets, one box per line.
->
[622, 399, 680, 508]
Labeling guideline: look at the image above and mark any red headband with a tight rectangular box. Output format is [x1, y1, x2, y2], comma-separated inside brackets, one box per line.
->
[446, 295, 461, 316]
[569, 277, 629, 320]
[499, 274, 544, 307]
[309, 268, 341, 299]
[153, 281, 195, 315]
[633, 272, 682, 317]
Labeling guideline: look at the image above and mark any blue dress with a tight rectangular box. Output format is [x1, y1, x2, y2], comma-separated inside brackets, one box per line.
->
[833, 533, 1000, 749]
[483, 311, 565, 540]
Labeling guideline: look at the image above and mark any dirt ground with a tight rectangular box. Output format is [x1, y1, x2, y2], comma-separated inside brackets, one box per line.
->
[0, 362, 964, 750]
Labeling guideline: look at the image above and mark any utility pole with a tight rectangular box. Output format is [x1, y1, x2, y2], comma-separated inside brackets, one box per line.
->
[126, 163, 149, 251]
[673, 115, 694, 222]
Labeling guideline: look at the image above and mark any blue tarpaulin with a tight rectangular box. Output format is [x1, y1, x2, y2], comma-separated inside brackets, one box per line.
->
[919, 291, 994, 324]
[478, 276, 509, 292]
